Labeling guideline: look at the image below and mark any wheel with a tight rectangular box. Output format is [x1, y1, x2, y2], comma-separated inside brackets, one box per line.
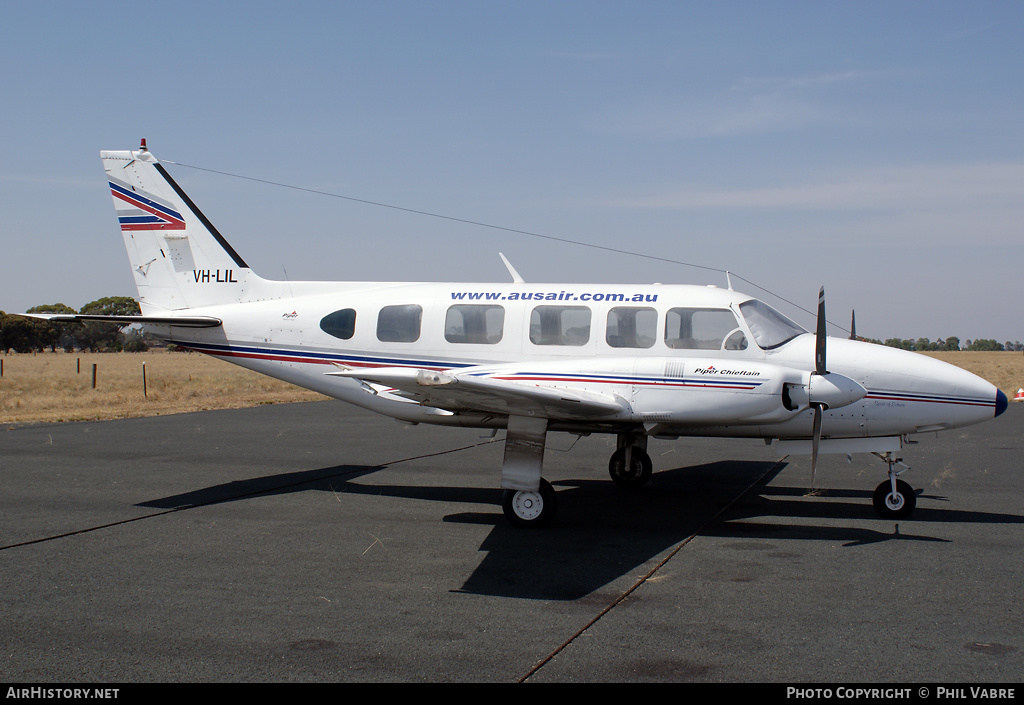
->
[873, 479, 916, 519]
[502, 478, 557, 528]
[608, 446, 653, 488]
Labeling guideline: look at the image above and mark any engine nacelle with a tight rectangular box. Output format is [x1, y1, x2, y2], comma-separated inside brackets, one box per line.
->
[783, 371, 866, 411]
[807, 371, 867, 410]
[632, 358, 820, 426]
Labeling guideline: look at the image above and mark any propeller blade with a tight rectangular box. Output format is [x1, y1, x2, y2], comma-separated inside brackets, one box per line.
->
[815, 286, 827, 375]
[810, 287, 828, 490]
[810, 404, 823, 490]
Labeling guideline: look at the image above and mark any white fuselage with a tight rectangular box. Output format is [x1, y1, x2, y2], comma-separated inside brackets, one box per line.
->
[139, 280, 1004, 443]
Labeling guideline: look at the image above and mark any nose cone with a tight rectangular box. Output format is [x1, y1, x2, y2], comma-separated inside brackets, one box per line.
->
[996, 389, 1008, 417]
[817, 338, 1005, 434]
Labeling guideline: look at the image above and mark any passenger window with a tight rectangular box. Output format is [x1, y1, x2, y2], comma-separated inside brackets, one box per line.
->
[376, 304, 422, 343]
[320, 308, 356, 340]
[606, 307, 657, 348]
[445, 304, 505, 344]
[665, 308, 745, 350]
[530, 306, 591, 346]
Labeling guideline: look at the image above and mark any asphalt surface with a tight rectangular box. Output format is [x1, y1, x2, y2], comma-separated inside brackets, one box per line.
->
[1, 401, 1022, 683]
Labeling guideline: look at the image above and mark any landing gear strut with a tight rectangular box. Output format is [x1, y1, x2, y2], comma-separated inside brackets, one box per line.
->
[871, 452, 916, 519]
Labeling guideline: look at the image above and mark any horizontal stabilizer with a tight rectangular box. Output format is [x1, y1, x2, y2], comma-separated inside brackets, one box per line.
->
[20, 313, 222, 328]
[327, 366, 626, 420]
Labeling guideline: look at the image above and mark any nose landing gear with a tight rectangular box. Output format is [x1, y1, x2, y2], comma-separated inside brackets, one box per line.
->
[871, 452, 916, 519]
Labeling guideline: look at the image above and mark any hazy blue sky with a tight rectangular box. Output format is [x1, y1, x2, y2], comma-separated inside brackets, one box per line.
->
[2, 1, 1022, 343]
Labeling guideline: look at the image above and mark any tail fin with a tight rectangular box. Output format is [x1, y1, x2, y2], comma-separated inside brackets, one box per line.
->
[103, 141, 261, 312]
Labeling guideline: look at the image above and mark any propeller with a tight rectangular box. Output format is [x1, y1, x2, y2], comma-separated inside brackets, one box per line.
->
[810, 286, 827, 490]
[815, 287, 827, 376]
[805, 289, 868, 492]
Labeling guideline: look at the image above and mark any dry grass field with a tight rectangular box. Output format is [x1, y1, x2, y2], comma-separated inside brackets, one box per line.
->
[2, 349, 1022, 426]
[0, 349, 327, 425]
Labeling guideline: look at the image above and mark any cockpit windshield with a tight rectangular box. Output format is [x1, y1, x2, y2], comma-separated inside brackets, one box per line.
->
[738, 299, 807, 350]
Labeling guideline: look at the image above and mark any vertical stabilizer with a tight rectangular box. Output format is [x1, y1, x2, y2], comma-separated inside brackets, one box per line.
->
[102, 142, 263, 312]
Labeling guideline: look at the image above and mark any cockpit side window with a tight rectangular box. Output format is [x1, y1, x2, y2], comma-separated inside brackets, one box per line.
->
[738, 299, 806, 349]
[665, 308, 746, 350]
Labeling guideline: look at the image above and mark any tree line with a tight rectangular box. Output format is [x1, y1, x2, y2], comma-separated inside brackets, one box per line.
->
[858, 336, 1024, 352]
[2, 296, 1022, 354]
[0, 297, 153, 353]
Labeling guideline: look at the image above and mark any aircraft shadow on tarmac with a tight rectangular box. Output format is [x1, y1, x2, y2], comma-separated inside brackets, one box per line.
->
[137, 457, 1024, 601]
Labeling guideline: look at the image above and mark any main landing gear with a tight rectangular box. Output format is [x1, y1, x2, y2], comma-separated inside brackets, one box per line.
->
[608, 436, 653, 489]
[871, 451, 916, 519]
[498, 416, 557, 528]
[502, 478, 558, 528]
[498, 423, 653, 528]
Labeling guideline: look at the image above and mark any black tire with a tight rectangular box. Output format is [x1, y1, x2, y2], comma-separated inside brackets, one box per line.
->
[502, 478, 557, 528]
[873, 479, 916, 519]
[608, 446, 653, 488]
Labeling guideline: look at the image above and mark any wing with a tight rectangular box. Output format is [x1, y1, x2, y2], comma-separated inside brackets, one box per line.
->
[326, 366, 627, 420]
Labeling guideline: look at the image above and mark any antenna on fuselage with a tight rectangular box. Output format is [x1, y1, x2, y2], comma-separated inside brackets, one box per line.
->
[726, 271, 733, 290]
[499, 252, 525, 283]
[282, 265, 294, 298]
